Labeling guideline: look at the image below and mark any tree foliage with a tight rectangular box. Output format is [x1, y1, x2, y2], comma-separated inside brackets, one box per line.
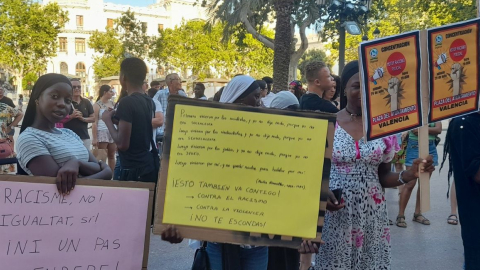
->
[151, 20, 274, 80]
[298, 49, 334, 81]
[0, 0, 67, 92]
[327, 0, 478, 65]
[205, 0, 321, 90]
[88, 9, 153, 80]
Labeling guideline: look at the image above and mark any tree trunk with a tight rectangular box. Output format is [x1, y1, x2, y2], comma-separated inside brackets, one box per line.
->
[288, 18, 310, 82]
[288, 59, 298, 82]
[272, 0, 294, 93]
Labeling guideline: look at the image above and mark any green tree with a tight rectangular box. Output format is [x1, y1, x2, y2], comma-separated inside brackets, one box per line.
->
[0, 0, 67, 93]
[326, 0, 477, 65]
[151, 20, 273, 80]
[205, 0, 319, 91]
[88, 9, 153, 80]
[298, 49, 334, 82]
[418, 0, 477, 27]
[22, 73, 39, 91]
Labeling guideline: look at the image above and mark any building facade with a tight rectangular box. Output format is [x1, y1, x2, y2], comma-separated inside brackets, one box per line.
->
[43, 0, 205, 96]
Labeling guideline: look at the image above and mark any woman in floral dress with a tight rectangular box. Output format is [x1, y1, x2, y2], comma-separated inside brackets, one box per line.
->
[316, 61, 435, 270]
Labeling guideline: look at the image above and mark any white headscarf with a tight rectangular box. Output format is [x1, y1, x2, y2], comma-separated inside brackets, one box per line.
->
[269, 91, 299, 109]
[219, 75, 255, 104]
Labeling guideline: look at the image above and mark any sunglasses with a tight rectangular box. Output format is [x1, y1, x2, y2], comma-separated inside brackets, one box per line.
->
[73, 86, 82, 90]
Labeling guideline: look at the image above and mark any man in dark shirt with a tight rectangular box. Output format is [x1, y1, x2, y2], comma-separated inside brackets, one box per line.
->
[64, 78, 94, 149]
[299, 61, 339, 113]
[444, 113, 480, 269]
[102, 57, 158, 183]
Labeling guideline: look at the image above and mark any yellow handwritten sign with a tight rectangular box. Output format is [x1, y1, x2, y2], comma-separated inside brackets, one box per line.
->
[428, 19, 480, 122]
[359, 31, 423, 140]
[162, 104, 328, 238]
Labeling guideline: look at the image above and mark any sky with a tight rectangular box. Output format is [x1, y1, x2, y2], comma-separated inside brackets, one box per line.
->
[108, 0, 156, 6]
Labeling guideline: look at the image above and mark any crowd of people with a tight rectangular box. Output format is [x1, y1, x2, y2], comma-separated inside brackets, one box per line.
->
[0, 56, 478, 270]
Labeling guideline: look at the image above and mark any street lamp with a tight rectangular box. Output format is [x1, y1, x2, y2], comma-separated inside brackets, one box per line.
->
[317, 0, 373, 73]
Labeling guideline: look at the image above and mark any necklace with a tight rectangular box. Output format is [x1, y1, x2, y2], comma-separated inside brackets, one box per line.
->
[345, 107, 362, 121]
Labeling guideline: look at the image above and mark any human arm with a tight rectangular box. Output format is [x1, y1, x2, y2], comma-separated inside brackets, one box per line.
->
[152, 111, 164, 128]
[102, 108, 132, 151]
[27, 155, 79, 194]
[152, 99, 164, 128]
[92, 104, 100, 146]
[79, 101, 95, 123]
[379, 157, 435, 188]
[64, 108, 79, 123]
[6, 109, 23, 134]
[77, 151, 112, 179]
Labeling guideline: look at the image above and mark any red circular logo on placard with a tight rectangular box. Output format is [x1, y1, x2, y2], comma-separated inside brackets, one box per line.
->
[386, 52, 406, 76]
[449, 39, 467, 62]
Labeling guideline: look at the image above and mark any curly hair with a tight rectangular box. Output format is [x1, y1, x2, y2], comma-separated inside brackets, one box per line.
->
[304, 61, 327, 82]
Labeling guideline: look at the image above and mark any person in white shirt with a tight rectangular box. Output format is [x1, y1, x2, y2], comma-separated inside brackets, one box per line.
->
[194, 83, 208, 100]
[261, 76, 275, 107]
[152, 73, 187, 138]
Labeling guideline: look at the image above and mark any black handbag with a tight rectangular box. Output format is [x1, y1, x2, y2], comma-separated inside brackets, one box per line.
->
[191, 241, 210, 270]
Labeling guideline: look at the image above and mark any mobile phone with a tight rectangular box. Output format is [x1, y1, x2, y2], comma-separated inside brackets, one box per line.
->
[331, 188, 343, 202]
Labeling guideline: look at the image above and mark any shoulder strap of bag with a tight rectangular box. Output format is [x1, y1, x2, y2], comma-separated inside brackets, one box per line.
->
[144, 96, 158, 155]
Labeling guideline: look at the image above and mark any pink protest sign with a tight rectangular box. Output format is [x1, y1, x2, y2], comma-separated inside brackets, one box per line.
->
[0, 180, 151, 270]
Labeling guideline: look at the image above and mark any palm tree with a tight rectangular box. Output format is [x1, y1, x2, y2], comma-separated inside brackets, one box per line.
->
[206, 0, 318, 91]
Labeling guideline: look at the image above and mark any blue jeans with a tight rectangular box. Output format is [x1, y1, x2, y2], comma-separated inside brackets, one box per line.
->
[206, 242, 268, 270]
[405, 139, 439, 166]
[113, 157, 121, 180]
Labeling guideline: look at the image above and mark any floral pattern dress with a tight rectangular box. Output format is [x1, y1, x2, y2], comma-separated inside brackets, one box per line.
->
[0, 102, 18, 173]
[316, 124, 399, 270]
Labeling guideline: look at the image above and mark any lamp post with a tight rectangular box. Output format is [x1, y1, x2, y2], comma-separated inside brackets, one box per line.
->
[317, 0, 373, 74]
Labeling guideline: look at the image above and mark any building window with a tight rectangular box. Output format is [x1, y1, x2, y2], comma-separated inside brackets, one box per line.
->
[76, 62, 86, 79]
[59, 37, 67, 52]
[142, 22, 147, 31]
[76, 15, 84, 30]
[158, 24, 164, 31]
[75, 38, 86, 53]
[107, 18, 114, 29]
[60, 62, 68, 75]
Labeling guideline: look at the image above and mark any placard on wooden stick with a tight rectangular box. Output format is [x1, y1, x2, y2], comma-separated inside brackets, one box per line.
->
[427, 19, 480, 123]
[359, 31, 424, 141]
[153, 96, 336, 248]
[0, 175, 155, 270]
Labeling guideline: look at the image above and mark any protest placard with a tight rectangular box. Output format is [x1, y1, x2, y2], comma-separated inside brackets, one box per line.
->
[359, 31, 423, 141]
[427, 19, 480, 123]
[0, 175, 155, 270]
[153, 96, 336, 248]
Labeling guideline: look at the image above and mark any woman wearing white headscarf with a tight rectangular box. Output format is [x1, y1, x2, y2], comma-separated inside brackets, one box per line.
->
[219, 75, 261, 106]
[206, 75, 267, 270]
[269, 91, 299, 110]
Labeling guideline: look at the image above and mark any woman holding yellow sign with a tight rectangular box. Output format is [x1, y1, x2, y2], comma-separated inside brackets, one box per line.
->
[316, 61, 435, 270]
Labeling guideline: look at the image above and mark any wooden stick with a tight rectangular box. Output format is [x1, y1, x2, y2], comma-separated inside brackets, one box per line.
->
[418, 30, 431, 213]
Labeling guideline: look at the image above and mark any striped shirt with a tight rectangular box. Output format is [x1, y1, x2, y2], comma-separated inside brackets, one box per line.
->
[17, 127, 89, 175]
[153, 88, 187, 136]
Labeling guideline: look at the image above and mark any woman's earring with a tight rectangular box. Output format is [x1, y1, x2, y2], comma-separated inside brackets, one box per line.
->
[35, 99, 39, 105]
